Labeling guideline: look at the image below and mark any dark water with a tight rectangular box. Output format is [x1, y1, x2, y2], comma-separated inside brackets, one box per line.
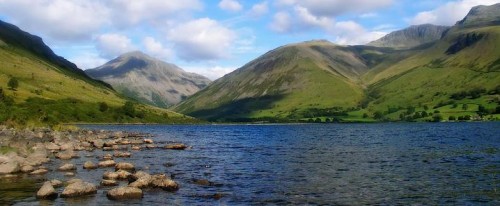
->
[2, 123, 500, 205]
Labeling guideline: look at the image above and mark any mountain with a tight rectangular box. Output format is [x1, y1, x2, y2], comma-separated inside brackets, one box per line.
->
[86, 51, 211, 108]
[0, 20, 194, 125]
[175, 4, 500, 122]
[457, 3, 500, 27]
[367, 24, 450, 49]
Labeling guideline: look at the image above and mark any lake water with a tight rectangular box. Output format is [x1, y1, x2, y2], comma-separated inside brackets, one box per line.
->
[3, 123, 500, 205]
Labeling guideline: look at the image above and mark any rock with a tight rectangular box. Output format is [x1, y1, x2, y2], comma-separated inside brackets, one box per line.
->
[103, 171, 119, 180]
[101, 179, 118, 186]
[113, 145, 128, 151]
[30, 168, 48, 175]
[60, 181, 97, 198]
[103, 154, 113, 160]
[115, 162, 135, 171]
[36, 181, 58, 200]
[83, 161, 97, 169]
[103, 147, 113, 151]
[164, 144, 188, 150]
[119, 140, 131, 145]
[116, 169, 132, 179]
[129, 172, 152, 188]
[92, 139, 104, 149]
[114, 152, 131, 158]
[0, 155, 20, 174]
[145, 144, 156, 149]
[193, 179, 213, 186]
[55, 150, 78, 160]
[50, 179, 63, 187]
[98, 160, 116, 167]
[58, 163, 76, 171]
[107, 187, 143, 200]
[150, 174, 179, 191]
[44, 142, 60, 151]
[131, 146, 141, 150]
[103, 141, 116, 147]
[20, 165, 35, 173]
[66, 178, 83, 185]
[64, 172, 75, 176]
[143, 139, 154, 144]
[59, 142, 74, 151]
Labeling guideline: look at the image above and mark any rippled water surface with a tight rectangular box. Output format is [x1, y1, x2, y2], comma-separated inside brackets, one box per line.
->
[3, 123, 500, 205]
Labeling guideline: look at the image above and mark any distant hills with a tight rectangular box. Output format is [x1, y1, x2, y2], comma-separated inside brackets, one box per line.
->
[86, 51, 211, 108]
[174, 3, 500, 122]
[367, 24, 450, 49]
[0, 20, 195, 126]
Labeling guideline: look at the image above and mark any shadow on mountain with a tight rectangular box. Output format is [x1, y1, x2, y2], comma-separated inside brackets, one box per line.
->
[187, 95, 285, 122]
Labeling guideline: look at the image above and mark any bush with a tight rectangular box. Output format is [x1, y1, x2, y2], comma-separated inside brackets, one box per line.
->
[122, 101, 136, 117]
[432, 114, 443, 122]
[7, 77, 19, 90]
[448, 116, 456, 121]
[99, 102, 109, 112]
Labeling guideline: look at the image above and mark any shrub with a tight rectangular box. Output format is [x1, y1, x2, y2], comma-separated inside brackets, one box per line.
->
[99, 102, 109, 112]
[7, 77, 19, 90]
[448, 116, 456, 121]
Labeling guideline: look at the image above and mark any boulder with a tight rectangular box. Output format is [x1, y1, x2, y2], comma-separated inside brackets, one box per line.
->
[143, 139, 154, 144]
[58, 163, 76, 171]
[36, 181, 58, 200]
[0, 155, 20, 174]
[92, 139, 104, 148]
[83, 161, 97, 169]
[50, 179, 63, 187]
[64, 172, 75, 176]
[60, 181, 97, 198]
[107, 187, 143, 200]
[164, 144, 188, 150]
[145, 144, 156, 149]
[115, 162, 135, 171]
[44, 142, 60, 151]
[30, 168, 49, 175]
[129, 175, 152, 188]
[20, 165, 35, 173]
[59, 142, 74, 151]
[98, 160, 116, 167]
[116, 169, 132, 179]
[66, 178, 83, 185]
[103, 147, 113, 151]
[131, 146, 141, 150]
[55, 150, 78, 160]
[101, 179, 118, 186]
[150, 174, 179, 191]
[103, 171, 119, 180]
[103, 154, 113, 160]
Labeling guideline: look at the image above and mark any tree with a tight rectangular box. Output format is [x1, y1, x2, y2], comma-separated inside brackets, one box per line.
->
[373, 111, 384, 119]
[432, 114, 443, 122]
[448, 116, 456, 121]
[7, 77, 19, 90]
[122, 101, 136, 117]
[362, 113, 369, 118]
[462, 104, 468, 111]
[99, 102, 109, 112]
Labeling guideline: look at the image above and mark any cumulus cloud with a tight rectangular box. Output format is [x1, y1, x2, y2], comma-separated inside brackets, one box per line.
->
[275, 0, 393, 16]
[0, 0, 109, 41]
[70, 52, 108, 69]
[249, 1, 269, 17]
[270, 6, 334, 33]
[143, 37, 173, 60]
[183, 65, 236, 80]
[270, 12, 293, 32]
[410, 0, 500, 26]
[218, 0, 243, 12]
[168, 18, 236, 61]
[332, 21, 387, 45]
[96, 33, 135, 58]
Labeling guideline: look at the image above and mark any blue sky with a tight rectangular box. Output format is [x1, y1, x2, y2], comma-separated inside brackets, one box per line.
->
[0, 0, 499, 79]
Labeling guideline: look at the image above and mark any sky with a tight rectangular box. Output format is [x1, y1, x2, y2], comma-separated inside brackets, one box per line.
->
[0, 0, 499, 80]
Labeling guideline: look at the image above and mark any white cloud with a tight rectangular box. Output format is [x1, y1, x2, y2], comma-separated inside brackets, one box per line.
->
[218, 0, 243, 12]
[274, 0, 393, 16]
[183, 65, 236, 80]
[168, 18, 236, 61]
[332, 21, 387, 45]
[96, 33, 135, 58]
[249, 1, 269, 17]
[0, 0, 109, 41]
[142, 37, 173, 60]
[270, 11, 292, 32]
[411, 0, 500, 26]
[295, 6, 334, 31]
[360, 12, 378, 18]
[70, 52, 108, 69]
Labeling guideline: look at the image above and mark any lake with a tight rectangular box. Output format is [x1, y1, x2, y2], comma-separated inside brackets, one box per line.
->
[3, 122, 500, 205]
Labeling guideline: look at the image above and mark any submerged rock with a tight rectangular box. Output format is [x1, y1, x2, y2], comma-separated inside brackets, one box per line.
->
[128, 172, 152, 188]
[113, 152, 131, 158]
[143, 139, 154, 144]
[60, 181, 97, 198]
[164, 144, 188, 150]
[58, 163, 76, 171]
[36, 181, 58, 200]
[30, 168, 49, 175]
[103, 171, 119, 180]
[116, 169, 132, 179]
[101, 179, 118, 186]
[150, 174, 179, 191]
[107, 186, 143, 200]
[50, 179, 63, 187]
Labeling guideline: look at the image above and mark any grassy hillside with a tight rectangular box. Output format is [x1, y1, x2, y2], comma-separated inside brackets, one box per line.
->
[0, 22, 198, 127]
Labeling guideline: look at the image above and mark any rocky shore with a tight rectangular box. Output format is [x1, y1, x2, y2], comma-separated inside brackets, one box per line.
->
[0, 125, 192, 202]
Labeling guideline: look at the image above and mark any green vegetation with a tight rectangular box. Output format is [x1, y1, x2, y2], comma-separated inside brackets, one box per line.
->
[7, 77, 18, 90]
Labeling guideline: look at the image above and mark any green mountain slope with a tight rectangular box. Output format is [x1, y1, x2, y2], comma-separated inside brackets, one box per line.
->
[0, 20, 194, 126]
[367, 24, 450, 49]
[174, 4, 500, 122]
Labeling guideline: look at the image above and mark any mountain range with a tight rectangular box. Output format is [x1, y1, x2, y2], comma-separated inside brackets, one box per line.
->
[86, 52, 211, 108]
[174, 3, 500, 122]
